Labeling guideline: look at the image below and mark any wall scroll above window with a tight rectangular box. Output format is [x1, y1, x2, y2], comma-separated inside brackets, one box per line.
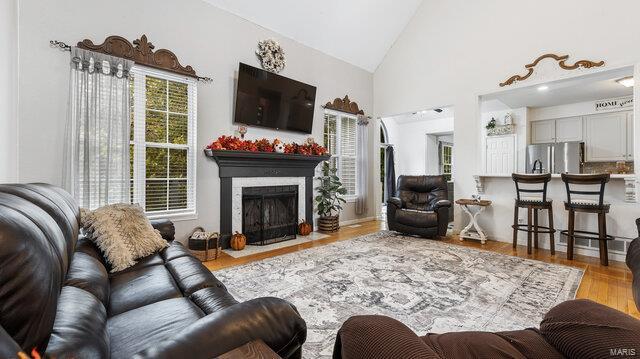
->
[75, 34, 212, 82]
[323, 95, 365, 116]
[499, 53, 605, 87]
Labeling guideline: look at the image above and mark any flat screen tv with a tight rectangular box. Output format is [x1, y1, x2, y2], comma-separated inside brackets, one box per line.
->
[234, 63, 317, 134]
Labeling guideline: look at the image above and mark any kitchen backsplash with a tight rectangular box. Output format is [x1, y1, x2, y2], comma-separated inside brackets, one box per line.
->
[583, 161, 634, 174]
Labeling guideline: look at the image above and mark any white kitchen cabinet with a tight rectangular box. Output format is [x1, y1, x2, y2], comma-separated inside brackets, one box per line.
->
[485, 135, 515, 174]
[531, 120, 556, 144]
[627, 113, 634, 161]
[531, 117, 582, 144]
[555, 117, 583, 142]
[584, 112, 627, 162]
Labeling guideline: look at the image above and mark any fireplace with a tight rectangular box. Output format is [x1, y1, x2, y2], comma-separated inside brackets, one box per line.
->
[242, 185, 299, 245]
[205, 149, 330, 248]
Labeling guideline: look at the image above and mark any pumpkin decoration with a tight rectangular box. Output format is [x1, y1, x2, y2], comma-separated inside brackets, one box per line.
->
[298, 220, 312, 236]
[230, 231, 246, 251]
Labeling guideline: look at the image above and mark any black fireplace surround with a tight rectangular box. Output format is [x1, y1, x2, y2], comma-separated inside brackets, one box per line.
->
[243, 185, 298, 245]
[205, 149, 330, 248]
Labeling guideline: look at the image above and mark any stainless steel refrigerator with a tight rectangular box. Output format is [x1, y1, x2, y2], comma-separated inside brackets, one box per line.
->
[525, 141, 584, 174]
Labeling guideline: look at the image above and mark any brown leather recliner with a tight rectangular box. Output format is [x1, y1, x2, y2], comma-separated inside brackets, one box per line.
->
[332, 220, 640, 359]
[387, 175, 451, 238]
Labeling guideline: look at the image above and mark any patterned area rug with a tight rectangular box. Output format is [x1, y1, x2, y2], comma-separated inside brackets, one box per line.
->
[214, 231, 583, 358]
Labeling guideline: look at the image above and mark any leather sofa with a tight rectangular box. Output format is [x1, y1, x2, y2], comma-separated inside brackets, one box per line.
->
[387, 175, 451, 238]
[0, 184, 307, 358]
[333, 220, 640, 359]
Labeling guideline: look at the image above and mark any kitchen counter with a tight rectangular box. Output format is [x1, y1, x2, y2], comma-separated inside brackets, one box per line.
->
[473, 173, 637, 203]
[475, 173, 635, 179]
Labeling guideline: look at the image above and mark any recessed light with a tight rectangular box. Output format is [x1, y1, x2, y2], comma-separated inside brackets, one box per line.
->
[537, 85, 549, 91]
[616, 76, 634, 88]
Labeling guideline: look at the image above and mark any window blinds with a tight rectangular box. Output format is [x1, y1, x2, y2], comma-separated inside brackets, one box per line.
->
[323, 112, 358, 197]
[130, 66, 197, 216]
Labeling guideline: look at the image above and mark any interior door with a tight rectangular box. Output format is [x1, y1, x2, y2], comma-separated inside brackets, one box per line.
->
[485, 135, 515, 174]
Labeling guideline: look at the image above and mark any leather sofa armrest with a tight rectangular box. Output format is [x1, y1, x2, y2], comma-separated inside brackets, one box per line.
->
[0, 326, 22, 359]
[387, 197, 403, 208]
[434, 199, 452, 208]
[133, 297, 306, 359]
[149, 219, 175, 242]
[333, 315, 440, 359]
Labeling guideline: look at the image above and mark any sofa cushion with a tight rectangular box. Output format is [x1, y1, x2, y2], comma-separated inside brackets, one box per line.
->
[190, 287, 239, 314]
[82, 204, 168, 272]
[108, 264, 182, 316]
[395, 209, 438, 228]
[540, 299, 640, 359]
[64, 251, 110, 305]
[107, 298, 204, 359]
[45, 286, 109, 359]
[422, 329, 563, 359]
[166, 255, 221, 296]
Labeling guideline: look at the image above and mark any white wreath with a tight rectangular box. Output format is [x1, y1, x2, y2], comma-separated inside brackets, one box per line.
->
[256, 39, 286, 73]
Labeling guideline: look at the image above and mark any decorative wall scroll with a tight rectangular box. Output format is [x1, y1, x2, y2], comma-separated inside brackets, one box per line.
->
[499, 53, 605, 87]
[323, 95, 365, 116]
[77, 35, 200, 79]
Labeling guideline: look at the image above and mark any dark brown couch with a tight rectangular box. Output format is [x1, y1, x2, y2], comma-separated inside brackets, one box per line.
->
[333, 220, 640, 359]
[0, 184, 307, 358]
[387, 176, 451, 238]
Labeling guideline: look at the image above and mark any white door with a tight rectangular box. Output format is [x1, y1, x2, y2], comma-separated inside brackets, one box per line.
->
[628, 113, 634, 161]
[584, 112, 627, 162]
[531, 120, 556, 143]
[555, 117, 583, 142]
[485, 135, 515, 174]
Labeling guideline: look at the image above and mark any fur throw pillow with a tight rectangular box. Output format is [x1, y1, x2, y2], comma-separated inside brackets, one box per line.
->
[81, 204, 168, 272]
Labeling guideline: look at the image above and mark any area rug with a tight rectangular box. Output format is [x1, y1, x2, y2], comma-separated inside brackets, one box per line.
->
[214, 231, 584, 359]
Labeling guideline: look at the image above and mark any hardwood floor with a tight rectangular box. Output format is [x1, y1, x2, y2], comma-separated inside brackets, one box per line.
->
[203, 220, 639, 319]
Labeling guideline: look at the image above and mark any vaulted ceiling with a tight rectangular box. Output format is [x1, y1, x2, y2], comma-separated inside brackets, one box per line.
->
[203, 0, 424, 72]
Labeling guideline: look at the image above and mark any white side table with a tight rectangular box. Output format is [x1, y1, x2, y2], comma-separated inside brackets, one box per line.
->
[455, 199, 492, 244]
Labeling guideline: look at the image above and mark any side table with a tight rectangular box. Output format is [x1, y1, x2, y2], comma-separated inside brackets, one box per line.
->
[455, 199, 492, 244]
[217, 340, 281, 359]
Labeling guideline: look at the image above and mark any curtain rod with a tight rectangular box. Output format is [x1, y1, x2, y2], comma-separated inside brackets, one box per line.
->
[49, 39, 213, 83]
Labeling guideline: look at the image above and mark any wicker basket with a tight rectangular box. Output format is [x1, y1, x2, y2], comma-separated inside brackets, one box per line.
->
[318, 215, 340, 233]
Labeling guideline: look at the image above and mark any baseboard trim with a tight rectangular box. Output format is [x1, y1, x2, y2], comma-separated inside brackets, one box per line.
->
[339, 217, 376, 226]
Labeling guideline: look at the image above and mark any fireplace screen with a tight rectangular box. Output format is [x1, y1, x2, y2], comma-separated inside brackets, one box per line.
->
[242, 185, 298, 245]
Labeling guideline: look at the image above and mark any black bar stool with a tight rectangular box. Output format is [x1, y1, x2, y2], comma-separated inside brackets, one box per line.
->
[512, 173, 556, 255]
[560, 173, 614, 266]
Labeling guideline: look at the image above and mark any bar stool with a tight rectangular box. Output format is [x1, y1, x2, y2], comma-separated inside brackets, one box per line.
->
[561, 173, 614, 266]
[512, 173, 556, 255]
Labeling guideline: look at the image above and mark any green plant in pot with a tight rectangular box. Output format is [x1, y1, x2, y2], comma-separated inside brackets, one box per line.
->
[315, 162, 347, 232]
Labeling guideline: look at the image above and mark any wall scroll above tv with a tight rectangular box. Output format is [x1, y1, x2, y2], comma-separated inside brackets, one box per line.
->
[234, 63, 317, 134]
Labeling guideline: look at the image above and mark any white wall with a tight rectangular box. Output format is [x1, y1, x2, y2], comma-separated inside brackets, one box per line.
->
[382, 116, 454, 176]
[17, 0, 374, 241]
[0, 0, 19, 183]
[374, 0, 640, 234]
[530, 98, 633, 121]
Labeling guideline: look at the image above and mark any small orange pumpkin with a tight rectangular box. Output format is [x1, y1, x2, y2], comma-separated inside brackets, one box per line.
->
[298, 220, 312, 236]
[230, 231, 246, 251]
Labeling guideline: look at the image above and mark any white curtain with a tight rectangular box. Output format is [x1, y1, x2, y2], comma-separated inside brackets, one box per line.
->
[63, 47, 133, 209]
[355, 115, 370, 215]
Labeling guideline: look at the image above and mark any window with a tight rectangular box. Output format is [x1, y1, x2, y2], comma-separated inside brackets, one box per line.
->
[130, 66, 197, 217]
[440, 143, 453, 181]
[323, 112, 357, 198]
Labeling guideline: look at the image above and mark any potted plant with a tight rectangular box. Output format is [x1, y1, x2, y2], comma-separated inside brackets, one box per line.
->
[315, 162, 347, 232]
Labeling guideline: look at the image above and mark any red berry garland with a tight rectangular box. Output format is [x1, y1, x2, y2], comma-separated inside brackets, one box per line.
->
[206, 136, 328, 156]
